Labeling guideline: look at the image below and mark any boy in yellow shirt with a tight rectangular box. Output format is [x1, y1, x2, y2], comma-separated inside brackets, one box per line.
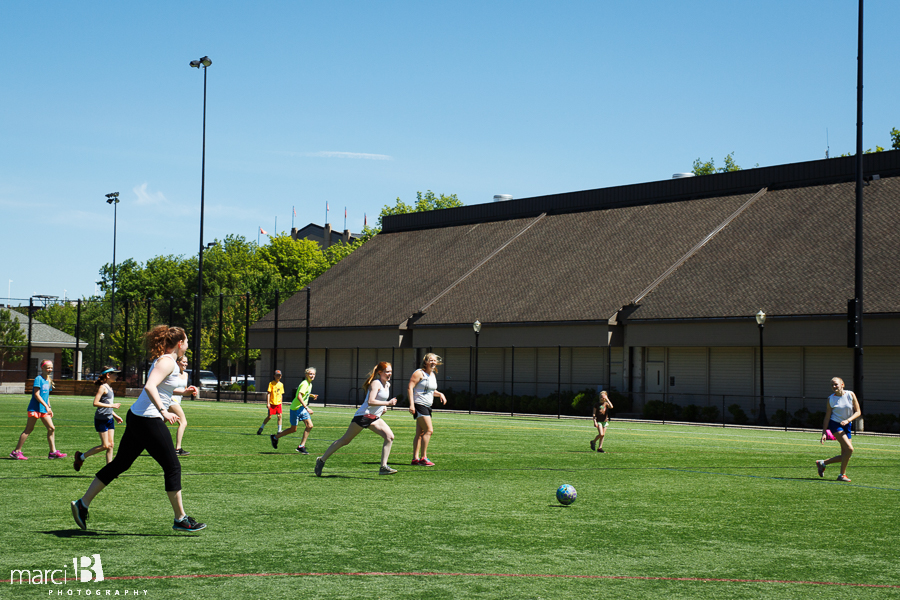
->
[257, 370, 285, 435]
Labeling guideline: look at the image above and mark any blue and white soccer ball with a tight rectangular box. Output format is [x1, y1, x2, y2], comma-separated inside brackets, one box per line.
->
[556, 484, 577, 505]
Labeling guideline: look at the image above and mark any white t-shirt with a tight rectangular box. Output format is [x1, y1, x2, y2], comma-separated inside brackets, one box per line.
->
[171, 371, 188, 405]
[828, 390, 855, 423]
[131, 355, 182, 418]
[412, 369, 438, 407]
[354, 380, 390, 418]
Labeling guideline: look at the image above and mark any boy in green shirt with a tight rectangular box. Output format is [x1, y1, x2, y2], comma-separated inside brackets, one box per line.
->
[271, 367, 317, 454]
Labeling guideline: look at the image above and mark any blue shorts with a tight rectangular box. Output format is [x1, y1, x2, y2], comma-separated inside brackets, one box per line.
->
[290, 407, 311, 426]
[828, 419, 852, 439]
[94, 417, 115, 433]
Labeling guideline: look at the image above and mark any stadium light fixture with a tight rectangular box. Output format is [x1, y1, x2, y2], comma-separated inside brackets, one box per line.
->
[106, 192, 121, 336]
[189, 55, 212, 387]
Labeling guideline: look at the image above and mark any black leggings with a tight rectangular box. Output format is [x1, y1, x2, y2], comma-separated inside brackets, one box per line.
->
[96, 410, 182, 492]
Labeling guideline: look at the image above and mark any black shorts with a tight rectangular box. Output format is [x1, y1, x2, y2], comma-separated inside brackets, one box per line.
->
[412, 404, 433, 419]
[351, 414, 380, 429]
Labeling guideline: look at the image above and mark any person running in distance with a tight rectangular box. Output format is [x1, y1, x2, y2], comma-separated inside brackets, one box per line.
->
[316, 362, 398, 476]
[408, 353, 447, 466]
[816, 377, 862, 482]
[169, 355, 195, 456]
[10, 360, 66, 460]
[271, 367, 316, 454]
[70, 326, 205, 532]
[590, 391, 614, 453]
[73, 367, 123, 470]
[258, 370, 284, 435]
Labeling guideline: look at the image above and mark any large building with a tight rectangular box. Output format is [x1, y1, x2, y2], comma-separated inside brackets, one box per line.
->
[250, 152, 900, 424]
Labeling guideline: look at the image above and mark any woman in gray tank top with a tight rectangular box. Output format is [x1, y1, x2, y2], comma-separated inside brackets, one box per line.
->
[407, 353, 447, 466]
[73, 367, 124, 471]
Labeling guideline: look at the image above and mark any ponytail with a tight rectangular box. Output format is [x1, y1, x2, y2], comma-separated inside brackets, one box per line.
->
[145, 325, 187, 360]
[363, 362, 391, 391]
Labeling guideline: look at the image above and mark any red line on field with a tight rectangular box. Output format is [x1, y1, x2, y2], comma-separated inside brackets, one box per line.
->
[69, 571, 898, 589]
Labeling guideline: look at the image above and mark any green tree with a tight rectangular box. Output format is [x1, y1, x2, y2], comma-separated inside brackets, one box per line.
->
[692, 152, 745, 176]
[0, 308, 27, 383]
[374, 190, 463, 230]
[891, 127, 900, 150]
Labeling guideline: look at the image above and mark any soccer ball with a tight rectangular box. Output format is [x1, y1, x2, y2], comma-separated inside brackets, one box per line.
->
[556, 484, 577, 505]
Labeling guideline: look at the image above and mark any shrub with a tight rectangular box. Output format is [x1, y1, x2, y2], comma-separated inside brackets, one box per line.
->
[728, 404, 749, 424]
[771, 409, 790, 427]
[643, 400, 680, 420]
[700, 405, 720, 423]
[247, 385, 255, 392]
[571, 388, 599, 416]
[681, 404, 701, 422]
[789, 407, 809, 428]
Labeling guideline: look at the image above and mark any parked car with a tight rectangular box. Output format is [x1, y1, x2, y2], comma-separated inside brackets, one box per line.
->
[185, 369, 219, 391]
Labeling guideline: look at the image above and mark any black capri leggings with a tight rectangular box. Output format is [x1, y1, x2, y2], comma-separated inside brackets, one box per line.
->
[96, 410, 182, 492]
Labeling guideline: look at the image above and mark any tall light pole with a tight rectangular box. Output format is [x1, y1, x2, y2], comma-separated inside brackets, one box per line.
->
[190, 55, 212, 387]
[756, 310, 768, 426]
[472, 320, 481, 414]
[105, 192, 120, 334]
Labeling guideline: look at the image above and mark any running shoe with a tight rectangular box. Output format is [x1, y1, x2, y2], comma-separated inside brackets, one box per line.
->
[297, 446, 309, 455]
[420, 457, 435, 466]
[257, 427, 263, 435]
[590, 440, 596, 451]
[411, 458, 421, 465]
[71, 499, 88, 530]
[270, 434, 278, 449]
[173, 515, 207, 532]
[315, 457, 324, 477]
[48, 450, 67, 459]
[816, 460, 826, 477]
[837, 474, 851, 482]
[73, 452, 85, 472]
[598, 448, 605, 453]
[9, 450, 27, 460]
[176, 448, 190, 456]
[379, 465, 398, 475]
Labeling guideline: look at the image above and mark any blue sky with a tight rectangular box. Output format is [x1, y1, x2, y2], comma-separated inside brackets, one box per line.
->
[2, 0, 898, 302]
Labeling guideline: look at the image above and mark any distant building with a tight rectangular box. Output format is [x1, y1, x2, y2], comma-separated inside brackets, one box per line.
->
[291, 223, 359, 249]
[252, 152, 900, 423]
[2, 310, 88, 382]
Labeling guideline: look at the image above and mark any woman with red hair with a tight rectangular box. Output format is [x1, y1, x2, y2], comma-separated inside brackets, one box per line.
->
[316, 362, 398, 476]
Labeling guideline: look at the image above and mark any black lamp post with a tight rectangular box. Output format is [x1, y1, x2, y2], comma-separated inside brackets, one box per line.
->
[756, 310, 768, 426]
[189, 55, 212, 387]
[472, 320, 481, 414]
[105, 192, 120, 334]
[99, 332, 105, 368]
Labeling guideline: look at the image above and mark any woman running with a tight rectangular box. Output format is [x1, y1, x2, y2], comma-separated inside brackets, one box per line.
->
[70, 326, 204, 532]
[73, 367, 123, 470]
[816, 377, 861, 482]
[315, 362, 398, 476]
[408, 353, 447, 466]
[169, 354, 194, 456]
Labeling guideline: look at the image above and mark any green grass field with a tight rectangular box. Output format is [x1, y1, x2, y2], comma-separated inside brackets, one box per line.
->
[2, 394, 899, 599]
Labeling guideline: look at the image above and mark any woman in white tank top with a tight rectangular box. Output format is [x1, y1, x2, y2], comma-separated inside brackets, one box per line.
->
[407, 353, 447, 466]
[815, 377, 861, 482]
[315, 362, 399, 477]
[71, 326, 206, 533]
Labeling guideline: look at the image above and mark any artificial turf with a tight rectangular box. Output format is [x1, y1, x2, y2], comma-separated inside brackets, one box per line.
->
[2, 394, 898, 599]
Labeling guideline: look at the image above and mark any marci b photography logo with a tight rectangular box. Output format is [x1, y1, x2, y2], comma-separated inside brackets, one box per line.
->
[9, 553, 102, 585]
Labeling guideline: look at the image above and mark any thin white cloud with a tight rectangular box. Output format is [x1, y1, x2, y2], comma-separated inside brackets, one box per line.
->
[306, 151, 393, 161]
[133, 182, 168, 205]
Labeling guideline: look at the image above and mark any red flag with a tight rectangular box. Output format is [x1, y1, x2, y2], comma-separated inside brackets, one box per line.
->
[259, 227, 268, 235]
[364, 213, 367, 228]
